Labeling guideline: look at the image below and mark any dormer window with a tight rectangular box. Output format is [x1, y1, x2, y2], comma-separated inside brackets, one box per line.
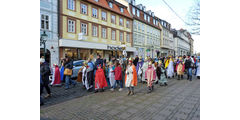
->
[137, 10, 140, 17]
[109, 2, 113, 8]
[120, 7, 124, 13]
[132, 7, 135, 15]
[94, 0, 98, 2]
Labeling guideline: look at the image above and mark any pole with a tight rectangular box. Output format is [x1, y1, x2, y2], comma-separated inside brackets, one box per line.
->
[44, 41, 46, 60]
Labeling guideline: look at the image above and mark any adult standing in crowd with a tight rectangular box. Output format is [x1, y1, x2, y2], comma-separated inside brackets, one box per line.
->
[196, 58, 200, 79]
[87, 58, 94, 90]
[141, 57, 149, 83]
[136, 57, 143, 83]
[185, 55, 193, 81]
[40, 58, 51, 98]
[95, 55, 103, 69]
[64, 57, 76, 90]
[133, 55, 139, 66]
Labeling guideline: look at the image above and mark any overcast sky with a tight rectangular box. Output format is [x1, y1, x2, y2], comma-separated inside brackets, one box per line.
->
[136, 0, 200, 53]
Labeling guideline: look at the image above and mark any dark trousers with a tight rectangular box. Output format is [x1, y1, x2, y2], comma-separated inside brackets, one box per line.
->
[178, 75, 183, 80]
[87, 71, 94, 86]
[114, 80, 123, 88]
[40, 82, 51, 95]
[127, 86, 134, 91]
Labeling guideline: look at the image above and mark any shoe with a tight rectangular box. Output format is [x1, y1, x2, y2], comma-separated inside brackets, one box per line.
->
[73, 83, 76, 87]
[44, 94, 51, 98]
[131, 91, 134, 95]
[94, 90, 98, 93]
[65, 88, 69, 90]
[110, 88, 114, 91]
[119, 88, 123, 91]
[164, 83, 168, 86]
[127, 91, 131, 96]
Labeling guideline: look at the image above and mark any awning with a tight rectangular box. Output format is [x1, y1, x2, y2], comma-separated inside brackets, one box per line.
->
[59, 39, 136, 52]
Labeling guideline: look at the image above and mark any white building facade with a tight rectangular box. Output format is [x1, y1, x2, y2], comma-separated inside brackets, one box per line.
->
[40, 0, 59, 66]
[172, 29, 191, 56]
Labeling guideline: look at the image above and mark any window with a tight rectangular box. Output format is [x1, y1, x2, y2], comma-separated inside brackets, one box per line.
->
[68, 0, 75, 10]
[142, 24, 144, 32]
[102, 27, 107, 39]
[133, 21, 137, 30]
[111, 15, 116, 24]
[68, 19, 75, 33]
[101, 11, 107, 21]
[138, 23, 141, 30]
[119, 18, 123, 26]
[144, 14, 147, 21]
[81, 23, 87, 35]
[94, 0, 98, 2]
[120, 32, 124, 42]
[126, 33, 130, 43]
[111, 30, 116, 40]
[120, 7, 124, 13]
[126, 20, 130, 28]
[132, 7, 135, 15]
[137, 10, 140, 17]
[41, 14, 49, 30]
[81, 3, 87, 14]
[109, 2, 113, 8]
[153, 19, 155, 25]
[92, 25, 98, 37]
[92, 8, 98, 18]
[148, 16, 150, 22]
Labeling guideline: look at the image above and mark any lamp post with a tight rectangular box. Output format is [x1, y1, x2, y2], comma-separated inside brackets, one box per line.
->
[40, 31, 48, 59]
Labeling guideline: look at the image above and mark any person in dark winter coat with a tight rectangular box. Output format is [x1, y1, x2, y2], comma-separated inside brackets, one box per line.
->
[64, 57, 76, 89]
[40, 58, 51, 98]
[95, 55, 103, 69]
[133, 55, 139, 66]
[185, 56, 193, 81]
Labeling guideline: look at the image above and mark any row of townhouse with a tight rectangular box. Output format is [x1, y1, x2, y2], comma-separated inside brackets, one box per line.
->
[40, 0, 194, 66]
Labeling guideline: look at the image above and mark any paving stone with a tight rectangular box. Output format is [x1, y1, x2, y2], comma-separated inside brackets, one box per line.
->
[40, 78, 200, 120]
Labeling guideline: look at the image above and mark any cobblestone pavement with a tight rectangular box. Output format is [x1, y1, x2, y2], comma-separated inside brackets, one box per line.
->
[40, 76, 200, 120]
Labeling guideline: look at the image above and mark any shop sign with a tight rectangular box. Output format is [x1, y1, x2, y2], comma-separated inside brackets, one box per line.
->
[107, 45, 123, 51]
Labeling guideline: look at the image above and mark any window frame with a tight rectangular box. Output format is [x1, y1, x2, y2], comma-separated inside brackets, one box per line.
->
[80, 22, 88, 35]
[92, 24, 98, 37]
[41, 14, 50, 30]
[132, 7, 135, 15]
[111, 29, 116, 40]
[111, 14, 116, 24]
[109, 2, 113, 8]
[119, 31, 124, 42]
[101, 10, 107, 21]
[137, 9, 140, 17]
[67, 0, 76, 11]
[126, 20, 130, 28]
[92, 7, 98, 19]
[67, 18, 76, 33]
[101, 27, 107, 39]
[119, 17, 124, 26]
[126, 32, 130, 43]
[80, 2, 88, 15]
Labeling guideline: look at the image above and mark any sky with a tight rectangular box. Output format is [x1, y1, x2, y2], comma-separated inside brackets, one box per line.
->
[136, 0, 200, 53]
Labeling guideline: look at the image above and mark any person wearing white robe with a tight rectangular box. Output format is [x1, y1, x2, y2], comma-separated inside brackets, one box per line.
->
[196, 59, 200, 79]
[167, 58, 174, 78]
[141, 57, 149, 83]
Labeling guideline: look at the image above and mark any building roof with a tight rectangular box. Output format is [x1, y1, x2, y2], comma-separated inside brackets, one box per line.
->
[86, 0, 133, 19]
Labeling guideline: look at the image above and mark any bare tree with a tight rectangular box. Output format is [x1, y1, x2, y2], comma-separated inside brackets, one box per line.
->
[186, 0, 200, 35]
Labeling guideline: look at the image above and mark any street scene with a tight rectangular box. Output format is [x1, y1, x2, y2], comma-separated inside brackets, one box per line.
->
[40, 0, 200, 119]
[41, 76, 200, 120]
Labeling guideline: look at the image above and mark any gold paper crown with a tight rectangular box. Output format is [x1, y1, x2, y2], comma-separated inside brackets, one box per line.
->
[129, 57, 133, 61]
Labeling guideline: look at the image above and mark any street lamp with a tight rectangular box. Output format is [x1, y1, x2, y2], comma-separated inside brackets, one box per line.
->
[40, 31, 48, 59]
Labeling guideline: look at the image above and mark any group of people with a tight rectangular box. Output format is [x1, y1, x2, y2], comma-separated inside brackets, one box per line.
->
[40, 54, 200, 105]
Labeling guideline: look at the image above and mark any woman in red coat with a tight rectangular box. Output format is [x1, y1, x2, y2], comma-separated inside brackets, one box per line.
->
[94, 64, 108, 93]
[112, 61, 123, 91]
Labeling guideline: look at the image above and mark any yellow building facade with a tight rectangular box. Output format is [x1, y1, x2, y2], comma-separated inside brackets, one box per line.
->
[59, 0, 135, 61]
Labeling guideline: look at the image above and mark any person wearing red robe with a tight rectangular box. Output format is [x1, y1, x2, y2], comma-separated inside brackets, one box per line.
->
[145, 62, 156, 93]
[52, 64, 61, 86]
[94, 64, 108, 93]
